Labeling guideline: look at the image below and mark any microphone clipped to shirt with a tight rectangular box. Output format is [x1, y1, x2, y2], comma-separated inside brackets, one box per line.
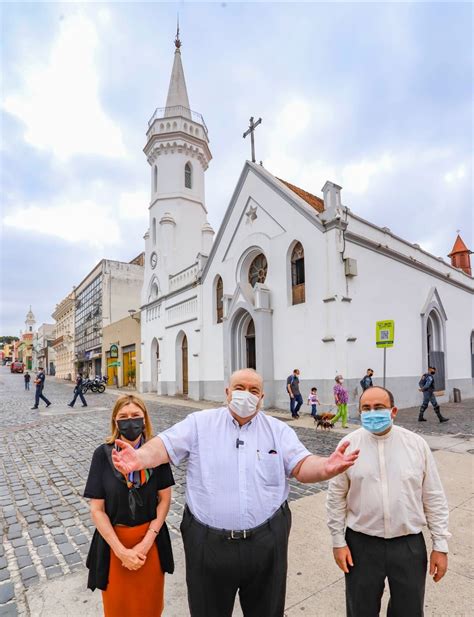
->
[236, 438, 245, 448]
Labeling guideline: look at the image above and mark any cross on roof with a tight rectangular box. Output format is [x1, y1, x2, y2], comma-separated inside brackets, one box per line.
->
[243, 116, 262, 163]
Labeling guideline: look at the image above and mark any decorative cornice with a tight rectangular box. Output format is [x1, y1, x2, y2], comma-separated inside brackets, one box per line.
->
[146, 138, 210, 170]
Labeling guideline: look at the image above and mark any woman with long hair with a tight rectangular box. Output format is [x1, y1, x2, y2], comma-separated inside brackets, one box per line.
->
[84, 394, 174, 616]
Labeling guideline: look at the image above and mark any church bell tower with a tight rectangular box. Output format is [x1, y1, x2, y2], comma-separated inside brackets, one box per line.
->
[143, 29, 213, 294]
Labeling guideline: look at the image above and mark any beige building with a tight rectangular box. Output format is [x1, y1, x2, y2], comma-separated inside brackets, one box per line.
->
[52, 291, 76, 379]
[74, 254, 144, 377]
[102, 312, 141, 389]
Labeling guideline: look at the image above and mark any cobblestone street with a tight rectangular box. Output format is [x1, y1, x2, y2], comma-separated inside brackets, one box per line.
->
[0, 368, 341, 616]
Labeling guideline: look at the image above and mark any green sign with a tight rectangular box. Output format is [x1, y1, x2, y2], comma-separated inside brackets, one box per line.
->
[109, 344, 119, 358]
[376, 320, 395, 348]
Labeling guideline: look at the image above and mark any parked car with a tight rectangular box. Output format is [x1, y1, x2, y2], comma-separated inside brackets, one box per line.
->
[10, 361, 25, 373]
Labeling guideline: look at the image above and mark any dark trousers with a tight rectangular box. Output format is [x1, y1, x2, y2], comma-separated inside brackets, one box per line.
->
[181, 503, 292, 617]
[24, 382, 30, 390]
[420, 391, 439, 412]
[290, 394, 303, 417]
[34, 387, 51, 407]
[345, 528, 427, 617]
[69, 388, 87, 407]
[311, 404, 318, 417]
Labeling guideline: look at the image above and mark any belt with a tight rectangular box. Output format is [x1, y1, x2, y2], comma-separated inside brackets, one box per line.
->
[184, 502, 288, 540]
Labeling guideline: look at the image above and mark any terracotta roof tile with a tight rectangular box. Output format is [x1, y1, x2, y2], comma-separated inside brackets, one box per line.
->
[277, 178, 325, 213]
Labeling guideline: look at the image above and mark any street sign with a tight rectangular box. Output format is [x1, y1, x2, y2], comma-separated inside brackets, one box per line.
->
[109, 344, 119, 358]
[376, 320, 395, 348]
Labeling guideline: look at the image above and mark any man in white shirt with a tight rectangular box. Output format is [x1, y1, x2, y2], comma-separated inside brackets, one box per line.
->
[113, 368, 360, 617]
[327, 386, 450, 617]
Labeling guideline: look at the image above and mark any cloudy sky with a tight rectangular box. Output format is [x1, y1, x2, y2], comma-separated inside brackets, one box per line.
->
[1, 1, 472, 334]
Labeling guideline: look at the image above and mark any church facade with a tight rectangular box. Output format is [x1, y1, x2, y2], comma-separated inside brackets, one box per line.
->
[140, 37, 474, 413]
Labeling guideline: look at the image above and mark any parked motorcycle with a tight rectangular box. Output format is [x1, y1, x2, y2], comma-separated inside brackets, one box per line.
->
[81, 376, 107, 394]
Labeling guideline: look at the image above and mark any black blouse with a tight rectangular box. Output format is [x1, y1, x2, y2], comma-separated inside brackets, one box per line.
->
[84, 443, 175, 591]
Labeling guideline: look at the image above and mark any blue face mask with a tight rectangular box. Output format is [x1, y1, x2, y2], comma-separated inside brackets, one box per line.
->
[361, 409, 393, 434]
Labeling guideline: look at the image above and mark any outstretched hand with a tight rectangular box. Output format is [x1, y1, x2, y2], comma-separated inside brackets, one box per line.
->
[111, 439, 141, 474]
[324, 442, 359, 479]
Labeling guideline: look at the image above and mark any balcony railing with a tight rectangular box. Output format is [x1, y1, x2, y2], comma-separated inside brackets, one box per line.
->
[169, 263, 199, 293]
[148, 105, 208, 135]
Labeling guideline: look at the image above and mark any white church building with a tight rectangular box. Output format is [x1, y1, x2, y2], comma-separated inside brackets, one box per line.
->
[140, 35, 474, 412]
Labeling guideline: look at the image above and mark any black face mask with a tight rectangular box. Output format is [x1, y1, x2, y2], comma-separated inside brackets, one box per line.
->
[117, 418, 144, 441]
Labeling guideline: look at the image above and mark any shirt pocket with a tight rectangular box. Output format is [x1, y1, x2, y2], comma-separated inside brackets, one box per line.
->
[256, 453, 281, 487]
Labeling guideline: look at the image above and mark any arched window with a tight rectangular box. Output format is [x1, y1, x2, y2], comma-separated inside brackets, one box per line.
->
[185, 162, 192, 189]
[291, 242, 305, 305]
[248, 254, 268, 287]
[153, 166, 158, 193]
[216, 276, 223, 323]
[152, 218, 156, 245]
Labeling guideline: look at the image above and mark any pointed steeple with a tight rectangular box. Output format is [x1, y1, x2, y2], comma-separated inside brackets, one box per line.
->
[165, 24, 191, 115]
[448, 233, 472, 275]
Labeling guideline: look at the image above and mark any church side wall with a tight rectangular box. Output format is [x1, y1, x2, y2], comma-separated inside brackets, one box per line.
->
[342, 237, 473, 408]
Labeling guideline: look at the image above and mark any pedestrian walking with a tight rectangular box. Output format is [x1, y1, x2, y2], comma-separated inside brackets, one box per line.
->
[359, 368, 374, 391]
[331, 375, 349, 428]
[84, 395, 175, 616]
[307, 387, 320, 418]
[418, 366, 449, 423]
[112, 368, 359, 617]
[287, 368, 303, 418]
[24, 371, 31, 391]
[68, 373, 88, 408]
[327, 385, 450, 617]
[31, 366, 51, 409]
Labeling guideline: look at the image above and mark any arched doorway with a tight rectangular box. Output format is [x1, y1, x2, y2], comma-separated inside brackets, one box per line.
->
[230, 310, 256, 372]
[151, 338, 159, 393]
[182, 335, 189, 396]
[426, 310, 445, 390]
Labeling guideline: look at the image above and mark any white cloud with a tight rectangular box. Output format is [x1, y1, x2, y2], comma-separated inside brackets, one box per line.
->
[3, 200, 121, 247]
[342, 153, 394, 195]
[3, 14, 125, 161]
[118, 190, 149, 220]
[444, 164, 466, 183]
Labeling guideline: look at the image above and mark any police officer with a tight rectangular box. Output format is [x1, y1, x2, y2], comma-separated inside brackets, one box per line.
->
[418, 366, 449, 423]
[360, 368, 374, 391]
[31, 366, 52, 409]
[68, 373, 88, 408]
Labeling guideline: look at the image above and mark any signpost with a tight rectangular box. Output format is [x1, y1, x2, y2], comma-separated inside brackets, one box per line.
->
[376, 320, 395, 388]
[109, 344, 119, 359]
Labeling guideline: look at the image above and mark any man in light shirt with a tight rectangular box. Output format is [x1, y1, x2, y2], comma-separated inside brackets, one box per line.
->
[327, 386, 450, 617]
[113, 368, 360, 617]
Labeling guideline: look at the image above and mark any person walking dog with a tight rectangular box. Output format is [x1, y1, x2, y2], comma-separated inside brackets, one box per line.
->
[331, 375, 349, 428]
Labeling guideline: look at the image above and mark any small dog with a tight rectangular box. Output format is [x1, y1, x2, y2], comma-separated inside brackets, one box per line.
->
[314, 413, 335, 431]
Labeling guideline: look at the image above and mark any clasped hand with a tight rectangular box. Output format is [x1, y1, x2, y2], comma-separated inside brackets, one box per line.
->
[119, 547, 147, 571]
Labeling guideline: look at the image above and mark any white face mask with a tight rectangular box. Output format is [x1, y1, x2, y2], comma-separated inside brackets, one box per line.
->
[229, 390, 260, 418]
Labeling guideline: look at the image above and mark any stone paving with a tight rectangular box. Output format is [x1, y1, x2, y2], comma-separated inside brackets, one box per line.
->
[0, 368, 340, 616]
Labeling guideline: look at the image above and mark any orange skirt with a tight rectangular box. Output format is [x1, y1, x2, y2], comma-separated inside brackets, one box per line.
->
[102, 522, 164, 617]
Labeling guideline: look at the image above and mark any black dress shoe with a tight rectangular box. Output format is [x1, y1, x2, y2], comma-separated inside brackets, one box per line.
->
[82, 405, 88, 407]
[31, 406, 38, 409]
[67, 404, 73, 407]
[45, 403, 52, 408]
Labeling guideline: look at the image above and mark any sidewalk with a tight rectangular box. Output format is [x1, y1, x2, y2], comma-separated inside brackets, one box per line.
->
[25, 446, 473, 616]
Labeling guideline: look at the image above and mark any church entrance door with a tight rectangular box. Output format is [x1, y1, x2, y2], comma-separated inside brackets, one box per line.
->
[245, 319, 256, 369]
[426, 310, 446, 390]
[151, 338, 159, 393]
[182, 335, 189, 396]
